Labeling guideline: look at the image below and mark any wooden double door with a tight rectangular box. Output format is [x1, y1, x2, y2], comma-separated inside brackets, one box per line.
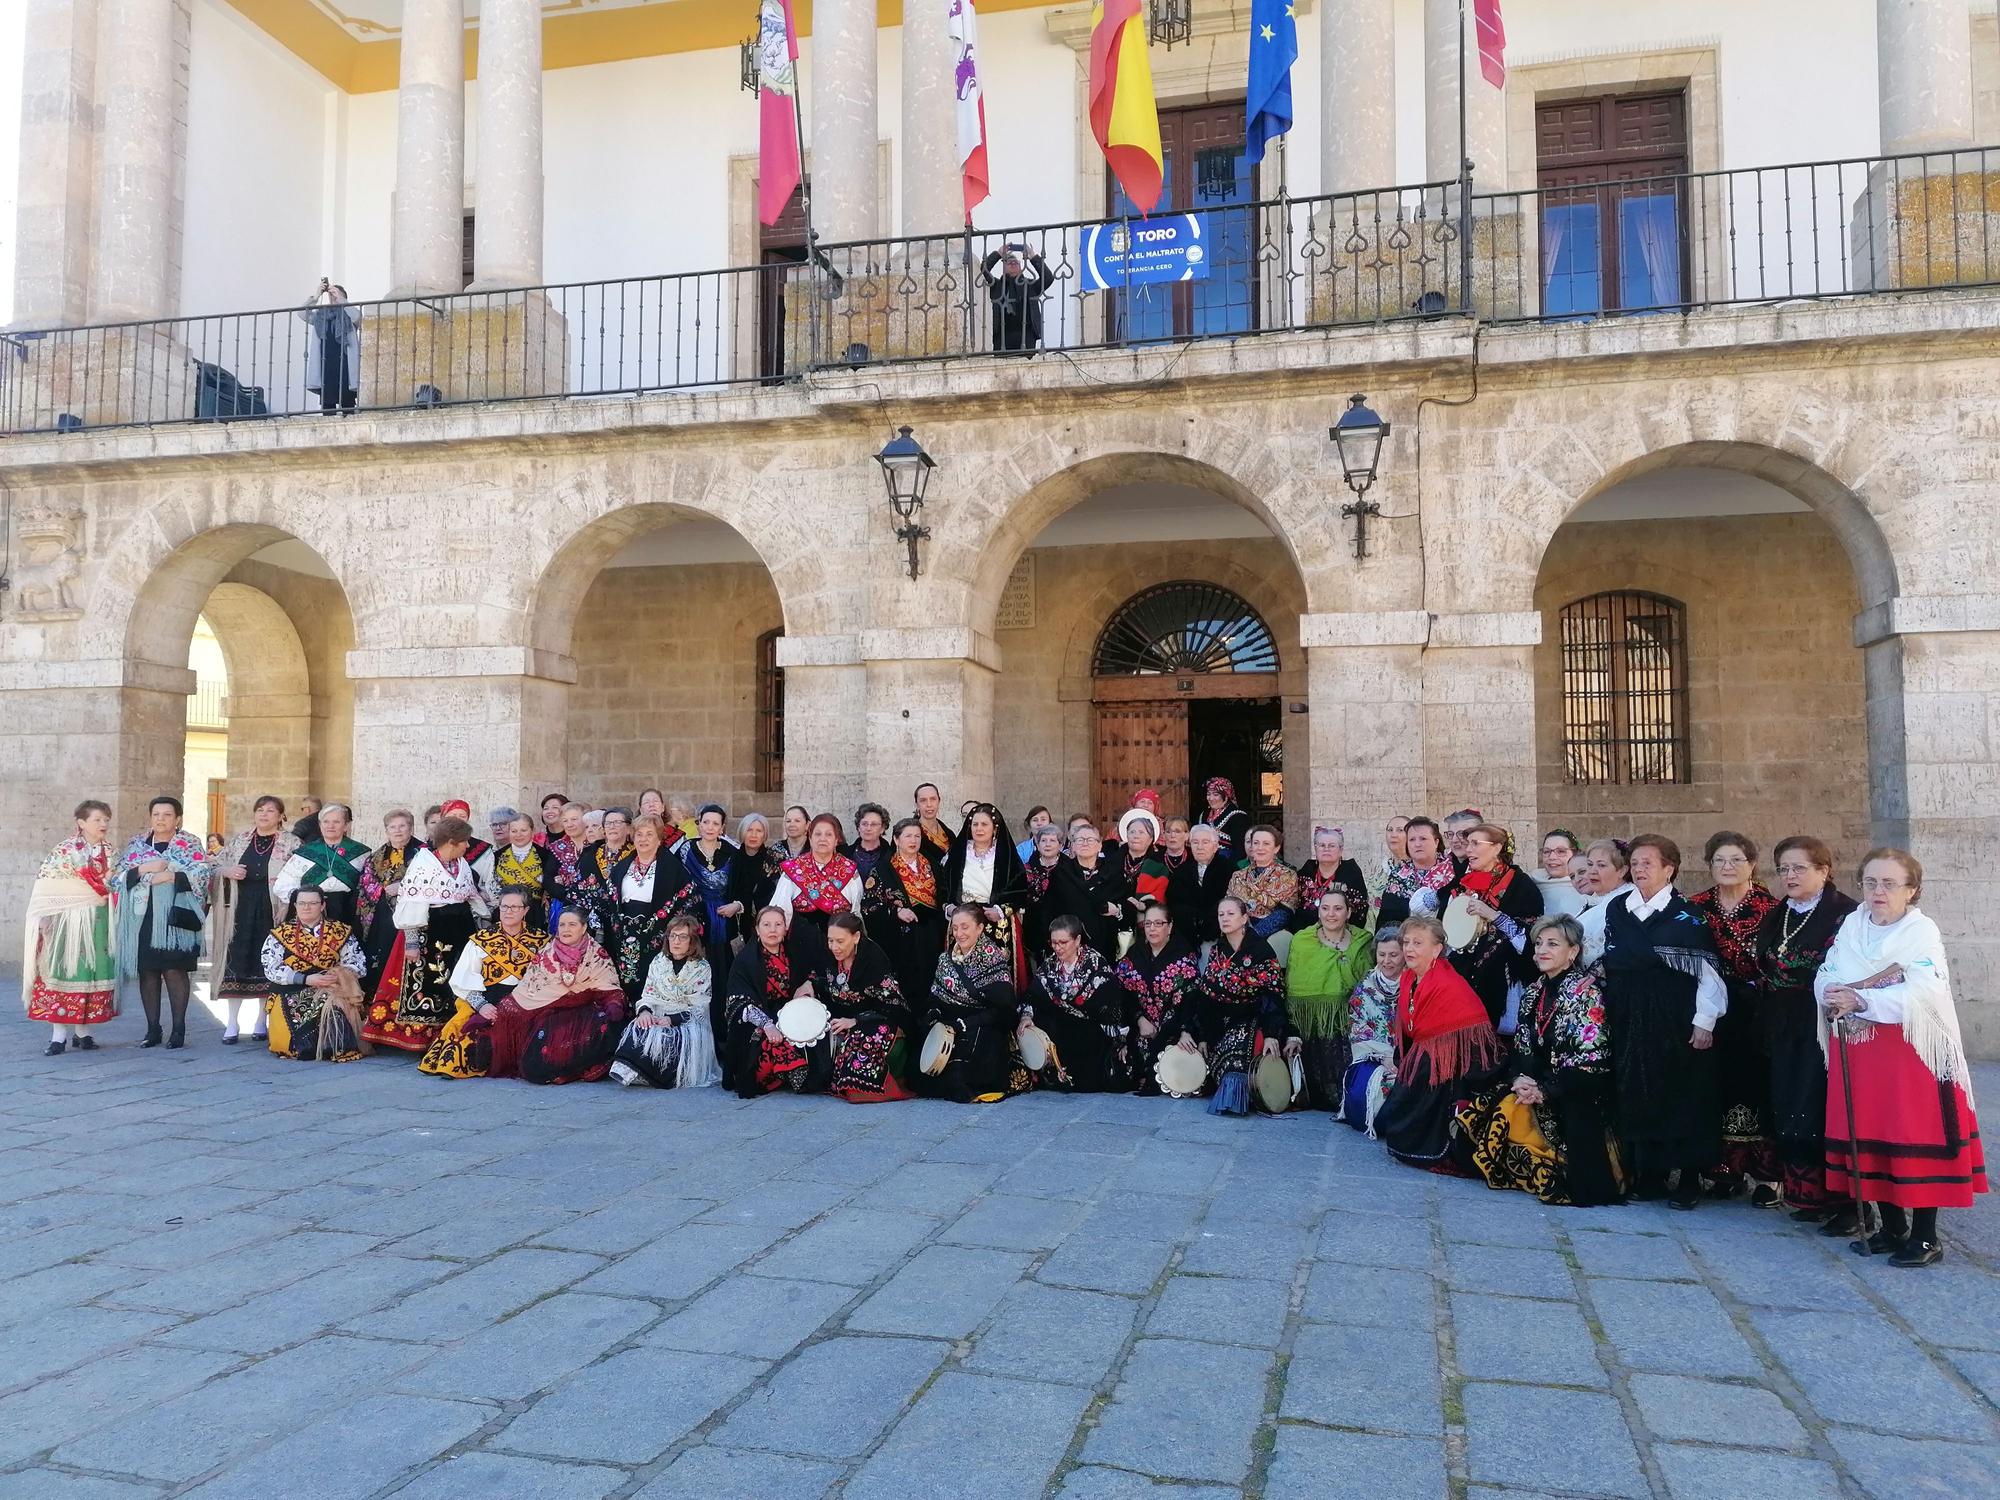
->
[1092, 692, 1282, 830]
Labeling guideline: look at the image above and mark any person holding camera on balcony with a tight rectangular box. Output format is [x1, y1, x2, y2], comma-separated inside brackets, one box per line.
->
[979, 244, 1052, 355]
[299, 279, 359, 414]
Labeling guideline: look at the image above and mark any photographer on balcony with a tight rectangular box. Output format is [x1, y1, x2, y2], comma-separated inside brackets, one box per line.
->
[979, 243, 1052, 355]
[299, 279, 359, 414]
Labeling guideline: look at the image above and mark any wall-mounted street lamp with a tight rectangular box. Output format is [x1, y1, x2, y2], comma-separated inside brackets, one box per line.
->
[875, 425, 936, 580]
[1149, 0, 1192, 48]
[740, 31, 760, 94]
[1331, 393, 1391, 560]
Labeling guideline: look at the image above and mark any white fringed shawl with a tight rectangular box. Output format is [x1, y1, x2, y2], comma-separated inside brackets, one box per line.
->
[1814, 907, 1974, 1110]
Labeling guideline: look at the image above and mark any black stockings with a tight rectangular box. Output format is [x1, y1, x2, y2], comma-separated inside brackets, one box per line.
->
[138, 970, 191, 1036]
[1879, 1204, 1941, 1242]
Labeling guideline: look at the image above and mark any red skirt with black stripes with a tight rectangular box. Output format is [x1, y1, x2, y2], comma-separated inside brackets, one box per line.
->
[1825, 1023, 1986, 1209]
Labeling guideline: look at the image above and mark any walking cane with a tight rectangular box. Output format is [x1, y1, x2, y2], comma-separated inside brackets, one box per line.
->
[1834, 1013, 1877, 1255]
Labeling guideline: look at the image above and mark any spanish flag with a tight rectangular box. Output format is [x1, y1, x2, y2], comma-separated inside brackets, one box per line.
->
[1088, 0, 1163, 214]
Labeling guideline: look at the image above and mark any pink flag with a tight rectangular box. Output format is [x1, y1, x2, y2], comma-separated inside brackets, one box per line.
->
[1473, 0, 1506, 88]
[948, 0, 990, 221]
[756, 0, 802, 226]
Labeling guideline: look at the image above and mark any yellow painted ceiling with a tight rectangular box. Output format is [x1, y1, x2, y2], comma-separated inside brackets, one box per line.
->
[228, 0, 1061, 93]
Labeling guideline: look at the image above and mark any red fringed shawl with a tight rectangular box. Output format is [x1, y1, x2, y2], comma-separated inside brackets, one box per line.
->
[1396, 959, 1504, 1082]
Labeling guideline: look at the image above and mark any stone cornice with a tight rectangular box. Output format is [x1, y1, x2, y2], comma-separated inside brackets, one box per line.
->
[1854, 594, 2000, 647]
[343, 647, 579, 683]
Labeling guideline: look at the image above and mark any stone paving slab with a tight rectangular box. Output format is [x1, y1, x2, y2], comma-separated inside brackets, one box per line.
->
[0, 1001, 1994, 1498]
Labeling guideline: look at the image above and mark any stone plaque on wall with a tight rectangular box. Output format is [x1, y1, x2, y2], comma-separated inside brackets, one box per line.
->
[997, 555, 1036, 631]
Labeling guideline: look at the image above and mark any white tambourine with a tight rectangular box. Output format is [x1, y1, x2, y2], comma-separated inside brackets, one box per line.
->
[776, 996, 830, 1046]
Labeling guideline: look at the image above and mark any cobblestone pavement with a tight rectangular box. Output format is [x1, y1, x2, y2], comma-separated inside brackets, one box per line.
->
[0, 995, 1995, 1499]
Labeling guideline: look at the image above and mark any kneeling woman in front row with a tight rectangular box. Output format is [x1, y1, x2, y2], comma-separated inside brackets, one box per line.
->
[262, 887, 369, 1062]
[1376, 913, 1505, 1172]
[1186, 896, 1295, 1116]
[724, 906, 827, 1096]
[610, 915, 724, 1090]
[1456, 915, 1623, 1205]
[1029, 915, 1134, 1091]
[921, 905, 1026, 1102]
[480, 909, 630, 1084]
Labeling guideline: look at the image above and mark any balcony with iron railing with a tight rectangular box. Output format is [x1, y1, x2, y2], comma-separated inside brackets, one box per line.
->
[187, 679, 229, 730]
[2, 146, 1996, 435]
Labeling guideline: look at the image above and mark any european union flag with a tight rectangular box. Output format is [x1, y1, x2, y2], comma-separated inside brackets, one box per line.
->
[1242, 0, 1297, 167]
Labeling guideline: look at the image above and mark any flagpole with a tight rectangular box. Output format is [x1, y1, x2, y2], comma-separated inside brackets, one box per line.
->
[790, 7, 827, 363]
[1456, 0, 1474, 312]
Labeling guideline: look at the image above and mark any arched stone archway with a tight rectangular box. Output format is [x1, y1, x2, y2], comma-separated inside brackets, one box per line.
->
[200, 582, 313, 834]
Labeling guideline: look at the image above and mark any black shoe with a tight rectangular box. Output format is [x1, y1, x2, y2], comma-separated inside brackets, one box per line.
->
[1704, 1172, 1744, 1200]
[1819, 1210, 1861, 1238]
[44, 1040, 66, 1056]
[74, 1035, 97, 1051]
[1864, 1226, 1908, 1256]
[166, 1027, 186, 1050]
[1789, 1205, 1829, 1223]
[1889, 1237, 1944, 1269]
[1630, 1176, 1668, 1202]
[1668, 1180, 1702, 1211]
[221, 1032, 238, 1045]
[1751, 1184, 1782, 1209]
[141, 1026, 163, 1048]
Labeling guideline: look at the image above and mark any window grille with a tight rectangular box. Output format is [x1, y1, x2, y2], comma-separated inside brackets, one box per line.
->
[755, 628, 784, 794]
[1559, 590, 1690, 785]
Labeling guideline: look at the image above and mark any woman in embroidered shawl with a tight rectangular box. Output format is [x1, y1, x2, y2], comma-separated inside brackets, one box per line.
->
[1601, 834, 1729, 1211]
[1755, 835, 1858, 1220]
[1689, 831, 1782, 1200]
[1456, 915, 1623, 1205]
[1226, 825, 1300, 964]
[1021, 823, 1068, 955]
[207, 794, 301, 1045]
[544, 802, 593, 928]
[477, 910, 628, 1084]
[866, 818, 949, 1019]
[1339, 924, 1405, 1132]
[605, 815, 701, 1005]
[261, 887, 370, 1063]
[273, 803, 369, 926]
[115, 796, 209, 1050]
[1285, 888, 1375, 1112]
[1114, 812, 1171, 927]
[1438, 823, 1543, 1031]
[773, 813, 863, 955]
[1815, 848, 1986, 1267]
[610, 914, 724, 1090]
[814, 913, 915, 1102]
[941, 802, 1033, 984]
[1293, 826, 1371, 935]
[1042, 822, 1127, 963]
[417, 891, 549, 1078]
[724, 906, 828, 1097]
[1186, 896, 1294, 1116]
[23, 800, 118, 1056]
[1028, 915, 1134, 1092]
[484, 812, 553, 931]
[1115, 903, 1200, 1093]
[355, 809, 421, 997]
[922, 905, 1027, 1103]
[679, 805, 739, 989]
[365, 816, 490, 1053]
[1201, 777, 1251, 857]
[1376, 816, 1454, 929]
[1377, 914, 1505, 1172]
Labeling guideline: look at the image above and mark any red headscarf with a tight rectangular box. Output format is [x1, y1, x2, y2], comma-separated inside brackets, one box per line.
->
[441, 799, 472, 818]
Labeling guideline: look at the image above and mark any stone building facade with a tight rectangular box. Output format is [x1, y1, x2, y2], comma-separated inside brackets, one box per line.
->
[4, 0, 2000, 1056]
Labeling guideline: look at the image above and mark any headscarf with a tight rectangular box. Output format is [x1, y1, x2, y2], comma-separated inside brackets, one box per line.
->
[441, 799, 472, 819]
[1132, 789, 1162, 816]
[1205, 777, 1236, 807]
[945, 802, 1030, 908]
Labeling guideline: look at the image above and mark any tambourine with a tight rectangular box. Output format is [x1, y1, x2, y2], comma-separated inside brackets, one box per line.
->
[1155, 1046, 1207, 1098]
[1443, 891, 1488, 951]
[776, 996, 830, 1046]
[920, 1020, 956, 1076]
[1254, 1053, 1294, 1114]
[1017, 1024, 1053, 1071]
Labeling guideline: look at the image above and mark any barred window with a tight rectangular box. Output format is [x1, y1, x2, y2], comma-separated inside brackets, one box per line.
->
[1559, 590, 1689, 785]
[755, 628, 784, 795]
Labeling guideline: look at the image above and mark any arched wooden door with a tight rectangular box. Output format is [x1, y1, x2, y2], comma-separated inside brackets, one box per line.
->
[1090, 581, 1283, 828]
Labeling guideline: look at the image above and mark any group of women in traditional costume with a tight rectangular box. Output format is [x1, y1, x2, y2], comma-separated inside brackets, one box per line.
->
[25, 786, 1985, 1266]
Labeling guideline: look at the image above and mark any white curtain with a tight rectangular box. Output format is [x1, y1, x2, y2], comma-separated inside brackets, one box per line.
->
[1625, 194, 1681, 308]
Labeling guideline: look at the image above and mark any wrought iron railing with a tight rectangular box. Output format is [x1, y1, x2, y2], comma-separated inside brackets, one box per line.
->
[1, 146, 1994, 435]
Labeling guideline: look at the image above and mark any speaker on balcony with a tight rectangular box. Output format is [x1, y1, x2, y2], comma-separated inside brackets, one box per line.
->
[54, 413, 82, 432]
[413, 384, 444, 408]
[844, 343, 870, 366]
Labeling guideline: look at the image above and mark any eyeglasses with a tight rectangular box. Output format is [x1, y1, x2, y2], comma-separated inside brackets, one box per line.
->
[1861, 878, 1909, 892]
[1775, 864, 1816, 877]
[1710, 854, 1747, 865]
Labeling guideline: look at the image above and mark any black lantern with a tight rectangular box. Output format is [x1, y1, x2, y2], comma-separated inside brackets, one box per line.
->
[1148, 0, 1192, 48]
[1330, 393, 1391, 559]
[876, 425, 936, 579]
[740, 33, 760, 95]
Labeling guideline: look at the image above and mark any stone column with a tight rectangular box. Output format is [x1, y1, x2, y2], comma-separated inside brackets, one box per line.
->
[1322, 0, 1395, 195]
[1419, 613, 1541, 834]
[773, 636, 869, 816]
[1302, 614, 1428, 843]
[861, 629, 999, 807]
[1876, 0, 1973, 156]
[88, 0, 187, 323]
[900, 0, 960, 237]
[13, 0, 101, 328]
[1423, 0, 1503, 184]
[472, 0, 543, 289]
[346, 647, 570, 828]
[810, 0, 879, 244]
[390, 0, 467, 296]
